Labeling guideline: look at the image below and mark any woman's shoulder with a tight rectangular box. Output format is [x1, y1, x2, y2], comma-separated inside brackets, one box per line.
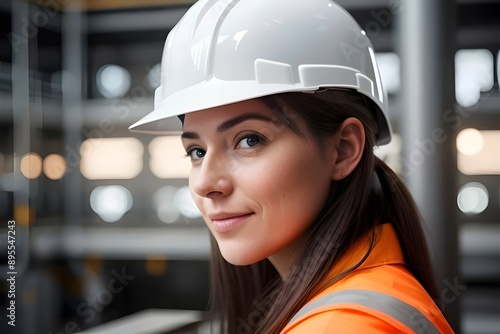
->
[282, 306, 407, 334]
[281, 264, 454, 333]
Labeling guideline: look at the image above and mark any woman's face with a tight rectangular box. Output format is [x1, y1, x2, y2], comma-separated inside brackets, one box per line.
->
[181, 99, 334, 274]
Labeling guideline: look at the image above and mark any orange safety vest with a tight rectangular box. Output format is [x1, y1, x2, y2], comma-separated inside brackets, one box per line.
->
[281, 224, 455, 333]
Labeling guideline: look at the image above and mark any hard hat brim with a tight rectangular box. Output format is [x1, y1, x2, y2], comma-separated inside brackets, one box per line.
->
[128, 77, 391, 145]
[129, 78, 320, 132]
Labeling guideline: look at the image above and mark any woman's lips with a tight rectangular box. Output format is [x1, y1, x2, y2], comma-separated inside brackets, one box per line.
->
[209, 213, 254, 233]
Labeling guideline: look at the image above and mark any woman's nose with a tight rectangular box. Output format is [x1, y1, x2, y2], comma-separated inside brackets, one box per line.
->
[191, 154, 233, 199]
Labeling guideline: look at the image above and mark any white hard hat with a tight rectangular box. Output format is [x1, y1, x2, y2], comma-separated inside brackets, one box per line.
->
[129, 0, 392, 145]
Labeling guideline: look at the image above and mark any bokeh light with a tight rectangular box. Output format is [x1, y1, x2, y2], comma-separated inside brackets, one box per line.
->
[457, 128, 484, 156]
[90, 185, 133, 223]
[96, 64, 131, 98]
[455, 49, 494, 107]
[174, 186, 201, 219]
[154, 186, 181, 224]
[80, 137, 144, 180]
[20, 152, 43, 179]
[43, 154, 67, 180]
[145, 63, 161, 91]
[458, 130, 500, 175]
[457, 182, 489, 215]
[149, 136, 191, 179]
[145, 256, 168, 277]
[375, 52, 400, 94]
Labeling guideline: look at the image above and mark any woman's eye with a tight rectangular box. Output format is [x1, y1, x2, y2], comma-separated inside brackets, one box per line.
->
[237, 134, 262, 149]
[186, 148, 205, 160]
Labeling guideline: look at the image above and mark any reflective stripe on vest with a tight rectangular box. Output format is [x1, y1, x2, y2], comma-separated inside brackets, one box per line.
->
[288, 290, 440, 334]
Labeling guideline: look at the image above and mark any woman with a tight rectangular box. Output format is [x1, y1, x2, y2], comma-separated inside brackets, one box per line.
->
[130, 0, 454, 332]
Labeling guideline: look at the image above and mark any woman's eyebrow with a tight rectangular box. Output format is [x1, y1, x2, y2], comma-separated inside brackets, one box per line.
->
[181, 132, 199, 139]
[215, 112, 273, 134]
[181, 112, 273, 139]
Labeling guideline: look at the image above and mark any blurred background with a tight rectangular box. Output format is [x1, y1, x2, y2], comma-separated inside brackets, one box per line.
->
[0, 0, 499, 333]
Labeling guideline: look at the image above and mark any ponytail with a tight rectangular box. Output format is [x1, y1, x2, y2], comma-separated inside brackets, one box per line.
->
[374, 157, 438, 299]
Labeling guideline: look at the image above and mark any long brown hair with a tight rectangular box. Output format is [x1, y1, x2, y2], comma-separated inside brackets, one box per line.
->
[207, 90, 437, 334]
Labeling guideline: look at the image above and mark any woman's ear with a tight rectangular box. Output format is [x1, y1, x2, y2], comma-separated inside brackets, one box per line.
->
[331, 117, 365, 181]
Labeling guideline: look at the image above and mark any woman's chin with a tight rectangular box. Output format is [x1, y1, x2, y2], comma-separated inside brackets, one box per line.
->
[221, 251, 264, 267]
